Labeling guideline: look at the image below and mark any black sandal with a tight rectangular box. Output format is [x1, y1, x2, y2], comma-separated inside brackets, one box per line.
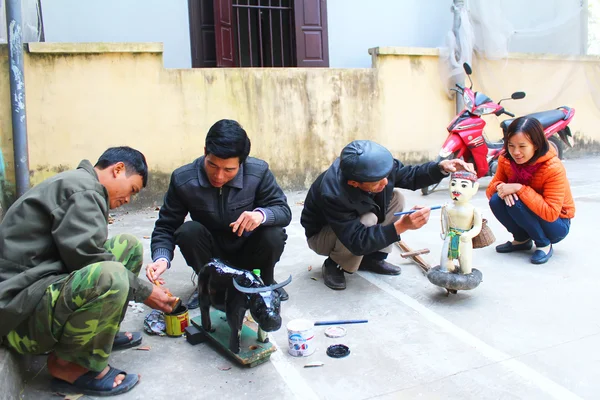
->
[51, 365, 140, 397]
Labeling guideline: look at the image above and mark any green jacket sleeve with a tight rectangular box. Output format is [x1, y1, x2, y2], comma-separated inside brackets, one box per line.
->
[50, 189, 152, 302]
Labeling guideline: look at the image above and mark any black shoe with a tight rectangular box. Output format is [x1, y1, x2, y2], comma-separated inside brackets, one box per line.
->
[274, 283, 289, 301]
[531, 245, 553, 264]
[322, 257, 346, 290]
[495, 240, 533, 253]
[359, 259, 401, 275]
[186, 291, 199, 310]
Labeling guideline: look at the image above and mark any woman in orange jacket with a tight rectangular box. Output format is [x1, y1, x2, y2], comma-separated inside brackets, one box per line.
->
[486, 117, 575, 264]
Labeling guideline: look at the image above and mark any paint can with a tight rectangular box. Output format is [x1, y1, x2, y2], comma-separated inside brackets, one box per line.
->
[287, 319, 315, 357]
[164, 304, 189, 337]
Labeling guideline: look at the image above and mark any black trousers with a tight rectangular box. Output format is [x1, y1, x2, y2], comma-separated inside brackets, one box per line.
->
[174, 221, 287, 285]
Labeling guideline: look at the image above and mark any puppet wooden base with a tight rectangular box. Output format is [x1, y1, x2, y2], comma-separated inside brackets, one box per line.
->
[190, 310, 276, 368]
[427, 265, 483, 294]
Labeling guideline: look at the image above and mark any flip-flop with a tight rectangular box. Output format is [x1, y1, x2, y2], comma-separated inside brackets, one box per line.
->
[51, 365, 140, 397]
[112, 331, 142, 350]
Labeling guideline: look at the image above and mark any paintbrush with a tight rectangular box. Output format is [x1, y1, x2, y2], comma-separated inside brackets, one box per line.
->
[394, 205, 442, 216]
[314, 319, 368, 326]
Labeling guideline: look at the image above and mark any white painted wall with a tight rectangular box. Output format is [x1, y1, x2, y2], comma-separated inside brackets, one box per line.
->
[41, 0, 192, 68]
[40, 0, 586, 69]
[327, 0, 453, 68]
[484, 0, 586, 55]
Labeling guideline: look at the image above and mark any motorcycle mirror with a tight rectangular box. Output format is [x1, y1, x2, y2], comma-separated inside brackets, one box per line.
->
[462, 63, 474, 89]
[511, 91, 526, 100]
[463, 63, 472, 75]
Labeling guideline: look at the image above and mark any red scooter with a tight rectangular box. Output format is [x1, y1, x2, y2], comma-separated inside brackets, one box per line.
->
[422, 63, 575, 195]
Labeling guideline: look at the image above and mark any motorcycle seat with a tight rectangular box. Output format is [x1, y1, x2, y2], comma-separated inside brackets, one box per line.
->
[500, 109, 566, 133]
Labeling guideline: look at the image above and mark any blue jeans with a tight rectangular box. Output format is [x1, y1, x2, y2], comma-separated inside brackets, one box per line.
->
[489, 193, 571, 247]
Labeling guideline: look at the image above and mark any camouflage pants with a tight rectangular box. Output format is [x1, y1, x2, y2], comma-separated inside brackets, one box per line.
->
[5, 234, 143, 372]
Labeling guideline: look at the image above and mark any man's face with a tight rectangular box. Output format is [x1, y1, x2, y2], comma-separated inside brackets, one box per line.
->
[449, 178, 478, 203]
[204, 154, 240, 188]
[350, 177, 388, 193]
[103, 163, 143, 209]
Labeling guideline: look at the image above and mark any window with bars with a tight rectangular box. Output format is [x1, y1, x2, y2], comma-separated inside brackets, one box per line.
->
[188, 0, 329, 68]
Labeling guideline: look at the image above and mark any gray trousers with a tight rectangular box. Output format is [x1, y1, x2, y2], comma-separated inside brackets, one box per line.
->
[307, 188, 405, 272]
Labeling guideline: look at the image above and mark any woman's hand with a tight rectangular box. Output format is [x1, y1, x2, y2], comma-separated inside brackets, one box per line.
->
[496, 183, 522, 199]
[497, 183, 522, 207]
[503, 193, 519, 207]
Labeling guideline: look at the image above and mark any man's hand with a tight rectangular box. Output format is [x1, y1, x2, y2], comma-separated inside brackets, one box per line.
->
[394, 206, 431, 235]
[143, 285, 179, 314]
[146, 259, 168, 284]
[439, 159, 476, 174]
[230, 211, 263, 237]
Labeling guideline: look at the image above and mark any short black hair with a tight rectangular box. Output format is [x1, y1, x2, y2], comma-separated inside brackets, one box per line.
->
[205, 119, 251, 164]
[94, 146, 148, 187]
[503, 117, 549, 165]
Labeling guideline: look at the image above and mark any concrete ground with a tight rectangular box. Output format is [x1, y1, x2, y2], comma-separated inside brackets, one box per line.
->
[9, 157, 600, 399]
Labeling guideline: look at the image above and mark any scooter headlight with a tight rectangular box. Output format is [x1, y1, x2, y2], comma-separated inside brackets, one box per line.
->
[463, 92, 474, 111]
[473, 105, 497, 116]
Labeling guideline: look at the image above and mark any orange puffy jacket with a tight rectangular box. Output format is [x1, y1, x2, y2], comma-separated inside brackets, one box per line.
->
[486, 147, 575, 222]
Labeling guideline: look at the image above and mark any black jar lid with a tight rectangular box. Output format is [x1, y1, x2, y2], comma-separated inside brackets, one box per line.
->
[326, 344, 350, 358]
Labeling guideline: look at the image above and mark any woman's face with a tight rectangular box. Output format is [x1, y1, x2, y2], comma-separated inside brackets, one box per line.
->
[508, 131, 537, 164]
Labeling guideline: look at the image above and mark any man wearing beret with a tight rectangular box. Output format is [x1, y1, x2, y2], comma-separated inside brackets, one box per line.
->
[301, 140, 474, 290]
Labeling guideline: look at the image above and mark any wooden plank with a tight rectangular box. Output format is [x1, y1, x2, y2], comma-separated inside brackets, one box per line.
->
[400, 248, 430, 258]
[191, 310, 276, 367]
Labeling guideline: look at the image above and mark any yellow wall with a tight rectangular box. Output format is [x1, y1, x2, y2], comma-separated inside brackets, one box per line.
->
[1, 43, 599, 204]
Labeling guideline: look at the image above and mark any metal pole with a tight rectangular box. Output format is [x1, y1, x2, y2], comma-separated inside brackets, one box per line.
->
[0, 147, 5, 219]
[5, 0, 30, 198]
[452, 0, 465, 114]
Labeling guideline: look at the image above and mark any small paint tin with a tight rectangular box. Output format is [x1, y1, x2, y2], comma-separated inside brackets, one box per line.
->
[164, 304, 189, 337]
[287, 319, 315, 357]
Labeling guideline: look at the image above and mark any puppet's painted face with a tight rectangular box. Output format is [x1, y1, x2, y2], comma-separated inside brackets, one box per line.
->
[449, 178, 479, 204]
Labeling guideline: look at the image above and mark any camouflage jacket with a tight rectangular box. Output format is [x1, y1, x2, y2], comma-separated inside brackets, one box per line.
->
[0, 160, 153, 336]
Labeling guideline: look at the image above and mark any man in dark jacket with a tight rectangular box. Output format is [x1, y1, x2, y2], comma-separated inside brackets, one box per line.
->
[301, 140, 473, 290]
[0, 147, 178, 396]
[147, 119, 292, 307]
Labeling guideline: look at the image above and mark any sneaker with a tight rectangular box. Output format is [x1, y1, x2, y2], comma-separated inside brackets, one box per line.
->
[358, 259, 401, 275]
[322, 257, 346, 290]
[186, 290, 199, 310]
[531, 245, 553, 264]
[495, 240, 533, 253]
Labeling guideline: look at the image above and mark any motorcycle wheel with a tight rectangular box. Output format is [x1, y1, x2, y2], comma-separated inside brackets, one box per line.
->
[548, 135, 564, 160]
[421, 155, 450, 196]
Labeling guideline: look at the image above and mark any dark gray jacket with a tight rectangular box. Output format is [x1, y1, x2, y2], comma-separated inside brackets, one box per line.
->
[0, 160, 153, 336]
[301, 158, 445, 256]
[151, 156, 291, 260]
